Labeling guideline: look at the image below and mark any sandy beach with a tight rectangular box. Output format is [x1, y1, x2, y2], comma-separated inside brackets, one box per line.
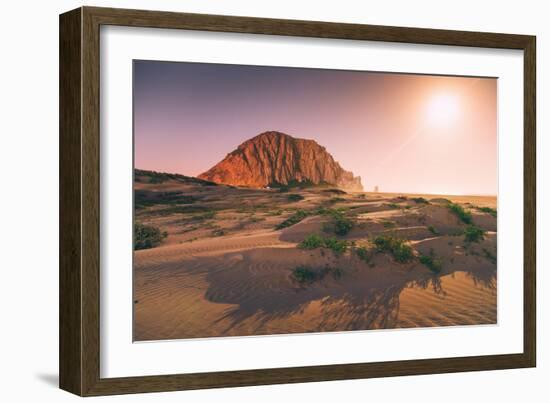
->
[133, 171, 496, 341]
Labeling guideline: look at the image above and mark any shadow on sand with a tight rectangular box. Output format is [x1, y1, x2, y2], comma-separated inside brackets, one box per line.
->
[202, 253, 496, 335]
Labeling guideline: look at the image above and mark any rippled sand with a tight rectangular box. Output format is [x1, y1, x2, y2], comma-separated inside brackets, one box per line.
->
[134, 176, 496, 341]
[134, 233, 496, 341]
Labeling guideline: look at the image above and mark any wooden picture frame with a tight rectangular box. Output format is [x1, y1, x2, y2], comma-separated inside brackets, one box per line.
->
[59, 6, 536, 396]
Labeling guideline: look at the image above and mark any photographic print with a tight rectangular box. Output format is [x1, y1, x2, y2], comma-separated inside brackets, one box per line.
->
[133, 60, 497, 341]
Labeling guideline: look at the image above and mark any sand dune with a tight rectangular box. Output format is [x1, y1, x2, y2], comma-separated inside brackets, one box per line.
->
[134, 243, 496, 340]
[134, 173, 497, 341]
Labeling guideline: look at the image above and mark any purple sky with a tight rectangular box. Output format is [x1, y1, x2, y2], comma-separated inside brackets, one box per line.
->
[134, 60, 497, 195]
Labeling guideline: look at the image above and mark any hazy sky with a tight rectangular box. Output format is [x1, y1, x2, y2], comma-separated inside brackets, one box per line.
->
[134, 60, 497, 195]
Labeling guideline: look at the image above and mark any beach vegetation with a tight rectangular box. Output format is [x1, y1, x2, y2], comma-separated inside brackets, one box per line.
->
[292, 266, 317, 283]
[298, 234, 348, 255]
[320, 208, 354, 236]
[292, 265, 344, 284]
[322, 188, 347, 195]
[355, 246, 374, 265]
[411, 197, 430, 204]
[323, 237, 349, 255]
[135, 169, 218, 186]
[476, 206, 497, 217]
[298, 234, 325, 249]
[275, 209, 309, 229]
[448, 203, 473, 224]
[463, 224, 485, 243]
[373, 235, 414, 263]
[287, 193, 305, 202]
[419, 254, 443, 273]
[134, 190, 198, 209]
[134, 223, 167, 250]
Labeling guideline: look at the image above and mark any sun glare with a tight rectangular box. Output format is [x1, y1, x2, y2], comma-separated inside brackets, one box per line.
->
[425, 93, 460, 127]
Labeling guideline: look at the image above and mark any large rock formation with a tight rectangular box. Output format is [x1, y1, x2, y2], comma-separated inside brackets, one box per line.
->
[198, 131, 363, 191]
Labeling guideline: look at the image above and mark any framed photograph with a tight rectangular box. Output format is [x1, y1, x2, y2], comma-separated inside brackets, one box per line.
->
[59, 6, 536, 396]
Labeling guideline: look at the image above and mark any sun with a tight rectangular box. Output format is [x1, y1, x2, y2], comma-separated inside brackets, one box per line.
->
[425, 93, 461, 127]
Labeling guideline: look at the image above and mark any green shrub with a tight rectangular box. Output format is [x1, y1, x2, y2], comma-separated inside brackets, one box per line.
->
[419, 254, 443, 273]
[275, 210, 309, 229]
[298, 234, 348, 255]
[292, 265, 343, 284]
[277, 185, 290, 193]
[373, 235, 414, 263]
[287, 193, 305, 202]
[316, 207, 341, 217]
[323, 237, 348, 255]
[298, 234, 325, 249]
[334, 216, 353, 235]
[477, 206, 497, 217]
[464, 225, 485, 243]
[134, 223, 167, 250]
[134, 190, 198, 209]
[386, 203, 400, 209]
[448, 203, 472, 224]
[135, 169, 217, 186]
[356, 246, 372, 264]
[427, 225, 439, 235]
[270, 179, 321, 192]
[292, 266, 317, 283]
[322, 188, 347, 195]
[321, 208, 354, 236]
[411, 197, 430, 204]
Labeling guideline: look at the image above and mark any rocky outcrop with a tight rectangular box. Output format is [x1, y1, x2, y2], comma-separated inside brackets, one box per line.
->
[198, 131, 363, 191]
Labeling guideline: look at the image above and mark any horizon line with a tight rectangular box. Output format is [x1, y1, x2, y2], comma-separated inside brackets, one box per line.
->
[134, 167, 497, 198]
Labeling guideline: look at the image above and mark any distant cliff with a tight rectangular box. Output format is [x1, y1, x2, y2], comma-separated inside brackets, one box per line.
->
[198, 131, 363, 191]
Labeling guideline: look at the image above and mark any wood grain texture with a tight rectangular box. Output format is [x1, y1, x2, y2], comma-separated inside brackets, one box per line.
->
[59, 6, 537, 396]
[523, 38, 536, 367]
[85, 6, 532, 49]
[81, 6, 102, 396]
[59, 7, 82, 396]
